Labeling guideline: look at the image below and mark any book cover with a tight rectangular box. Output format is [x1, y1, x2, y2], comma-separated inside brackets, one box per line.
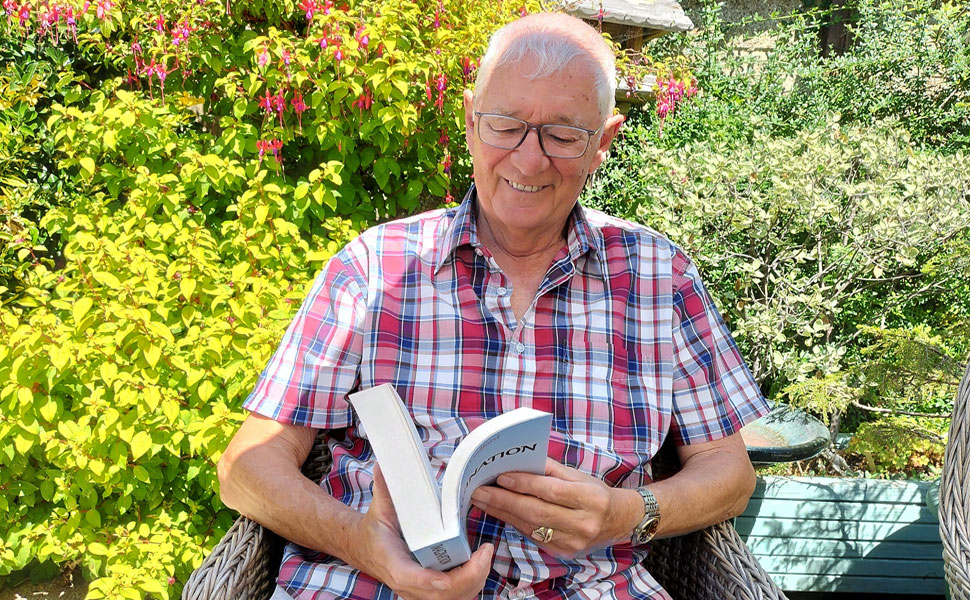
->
[349, 383, 551, 570]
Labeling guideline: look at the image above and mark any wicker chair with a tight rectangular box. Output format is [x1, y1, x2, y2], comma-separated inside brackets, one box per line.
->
[940, 361, 970, 600]
[183, 435, 788, 600]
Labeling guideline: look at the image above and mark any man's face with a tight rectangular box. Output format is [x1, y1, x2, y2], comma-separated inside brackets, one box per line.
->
[463, 57, 622, 242]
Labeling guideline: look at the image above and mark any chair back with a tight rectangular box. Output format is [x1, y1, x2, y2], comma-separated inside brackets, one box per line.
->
[940, 361, 970, 599]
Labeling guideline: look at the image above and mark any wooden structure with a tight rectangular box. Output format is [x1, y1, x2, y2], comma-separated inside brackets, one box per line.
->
[564, 0, 694, 102]
[738, 476, 946, 595]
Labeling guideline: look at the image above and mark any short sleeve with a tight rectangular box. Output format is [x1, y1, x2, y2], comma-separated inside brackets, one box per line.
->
[668, 250, 769, 445]
[242, 246, 368, 429]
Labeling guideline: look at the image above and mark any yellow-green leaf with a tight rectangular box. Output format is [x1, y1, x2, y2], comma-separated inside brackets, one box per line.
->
[198, 380, 216, 402]
[180, 278, 197, 300]
[79, 156, 95, 177]
[73, 296, 94, 323]
[130, 431, 152, 460]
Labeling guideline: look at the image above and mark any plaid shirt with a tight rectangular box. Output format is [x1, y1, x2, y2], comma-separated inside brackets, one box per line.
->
[244, 187, 769, 600]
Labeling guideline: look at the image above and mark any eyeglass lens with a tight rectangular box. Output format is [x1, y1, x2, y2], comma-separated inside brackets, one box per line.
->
[478, 114, 590, 158]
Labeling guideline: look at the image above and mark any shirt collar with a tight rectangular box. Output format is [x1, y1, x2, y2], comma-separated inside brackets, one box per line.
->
[433, 185, 607, 275]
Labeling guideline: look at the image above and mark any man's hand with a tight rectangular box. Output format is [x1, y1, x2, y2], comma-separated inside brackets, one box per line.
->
[469, 459, 641, 559]
[349, 465, 494, 600]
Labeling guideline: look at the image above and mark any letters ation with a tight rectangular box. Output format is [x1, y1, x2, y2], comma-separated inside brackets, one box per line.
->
[467, 443, 538, 480]
[432, 543, 451, 566]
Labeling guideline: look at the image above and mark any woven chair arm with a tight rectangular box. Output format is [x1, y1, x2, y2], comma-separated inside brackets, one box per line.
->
[181, 514, 282, 600]
[645, 520, 787, 600]
[940, 361, 970, 600]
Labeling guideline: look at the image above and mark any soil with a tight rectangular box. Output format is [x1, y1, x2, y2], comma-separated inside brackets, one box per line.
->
[0, 571, 87, 600]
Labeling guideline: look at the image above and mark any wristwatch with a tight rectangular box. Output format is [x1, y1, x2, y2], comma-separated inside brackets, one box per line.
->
[631, 487, 661, 546]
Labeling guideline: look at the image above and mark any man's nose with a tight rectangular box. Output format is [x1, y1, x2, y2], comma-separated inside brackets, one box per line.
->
[510, 127, 551, 174]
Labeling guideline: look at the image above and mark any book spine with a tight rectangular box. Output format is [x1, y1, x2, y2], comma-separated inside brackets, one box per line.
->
[411, 536, 472, 572]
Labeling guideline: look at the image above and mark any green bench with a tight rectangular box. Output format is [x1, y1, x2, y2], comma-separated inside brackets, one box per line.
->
[736, 475, 945, 595]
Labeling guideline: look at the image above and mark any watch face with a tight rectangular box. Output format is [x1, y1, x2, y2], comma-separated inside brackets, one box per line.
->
[633, 516, 659, 545]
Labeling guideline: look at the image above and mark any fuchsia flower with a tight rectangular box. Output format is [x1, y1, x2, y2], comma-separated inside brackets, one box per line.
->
[654, 74, 698, 135]
[259, 89, 274, 115]
[299, 0, 317, 20]
[171, 20, 193, 46]
[317, 36, 328, 50]
[355, 24, 368, 49]
[17, 2, 30, 28]
[291, 91, 307, 130]
[154, 13, 165, 32]
[96, 0, 112, 20]
[258, 46, 269, 67]
[273, 89, 286, 127]
[434, 73, 447, 111]
[441, 155, 452, 174]
[352, 87, 372, 112]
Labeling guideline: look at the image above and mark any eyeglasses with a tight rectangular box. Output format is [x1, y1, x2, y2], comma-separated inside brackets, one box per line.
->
[474, 112, 601, 159]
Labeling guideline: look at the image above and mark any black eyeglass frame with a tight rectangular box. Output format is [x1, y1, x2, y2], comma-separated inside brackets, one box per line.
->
[473, 111, 603, 159]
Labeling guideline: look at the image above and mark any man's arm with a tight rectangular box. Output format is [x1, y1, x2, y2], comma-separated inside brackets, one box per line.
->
[217, 412, 494, 600]
[469, 430, 755, 557]
[648, 430, 756, 537]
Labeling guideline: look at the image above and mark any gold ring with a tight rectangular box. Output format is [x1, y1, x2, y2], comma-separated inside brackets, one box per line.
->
[531, 525, 554, 543]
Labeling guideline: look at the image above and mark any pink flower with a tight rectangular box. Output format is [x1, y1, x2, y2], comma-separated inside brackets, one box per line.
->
[291, 91, 307, 130]
[317, 36, 328, 50]
[96, 0, 112, 20]
[154, 13, 165, 32]
[299, 0, 317, 20]
[441, 155, 452, 174]
[258, 46, 269, 67]
[259, 89, 274, 115]
[280, 49, 291, 67]
[352, 87, 372, 112]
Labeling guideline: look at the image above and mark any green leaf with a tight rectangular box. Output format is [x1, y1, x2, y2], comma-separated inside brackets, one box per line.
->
[79, 156, 95, 177]
[73, 296, 94, 323]
[180, 278, 197, 300]
[130, 431, 152, 460]
[88, 542, 110, 556]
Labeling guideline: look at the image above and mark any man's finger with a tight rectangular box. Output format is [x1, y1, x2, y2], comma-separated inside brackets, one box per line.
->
[370, 464, 402, 529]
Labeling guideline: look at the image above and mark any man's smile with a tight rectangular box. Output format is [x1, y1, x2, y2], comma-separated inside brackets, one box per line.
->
[504, 178, 547, 193]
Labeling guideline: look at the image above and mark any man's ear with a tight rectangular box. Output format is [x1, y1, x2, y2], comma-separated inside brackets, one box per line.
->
[588, 112, 625, 174]
[463, 89, 476, 152]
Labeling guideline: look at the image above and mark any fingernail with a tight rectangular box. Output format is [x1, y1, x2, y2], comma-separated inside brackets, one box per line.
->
[432, 580, 449, 590]
[497, 474, 514, 487]
[472, 487, 490, 507]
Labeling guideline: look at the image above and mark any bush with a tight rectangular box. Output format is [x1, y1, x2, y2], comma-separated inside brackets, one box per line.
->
[585, 114, 970, 475]
[642, 0, 970, 151]
[0, 0, 541, 596]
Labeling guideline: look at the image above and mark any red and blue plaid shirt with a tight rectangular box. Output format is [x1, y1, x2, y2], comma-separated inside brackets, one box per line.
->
[244, 187, 769, 599]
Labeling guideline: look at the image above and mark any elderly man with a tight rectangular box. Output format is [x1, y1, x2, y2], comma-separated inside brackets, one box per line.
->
[218, 11, 769, 600]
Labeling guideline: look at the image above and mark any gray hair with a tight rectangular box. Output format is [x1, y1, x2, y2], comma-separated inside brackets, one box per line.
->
[474, 13, 617, 118]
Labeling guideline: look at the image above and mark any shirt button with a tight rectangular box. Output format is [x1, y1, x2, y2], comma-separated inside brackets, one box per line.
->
[497, 286, 507, 296]
[510, 587, 533, 599]
[475, 248, 484, 256]
[515, 342, 525, 354]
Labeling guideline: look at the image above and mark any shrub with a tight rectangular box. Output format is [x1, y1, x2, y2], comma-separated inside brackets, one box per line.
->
[0, 0, 543, 596]
[642, 0, 970, 151]
[584, 116, 970, 474]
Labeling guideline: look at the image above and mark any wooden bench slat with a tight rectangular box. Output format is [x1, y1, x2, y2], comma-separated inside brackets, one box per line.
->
[743, 496, 937, 524]
[768, 573, 947, 595]
[756, 555, 945, 578]
[744, 536, 946, 560]
[735, 516, 943, 542]
[752, 476, 933, 504]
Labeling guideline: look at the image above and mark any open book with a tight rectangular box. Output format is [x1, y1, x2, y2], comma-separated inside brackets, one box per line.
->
[348, 384, 552, 571]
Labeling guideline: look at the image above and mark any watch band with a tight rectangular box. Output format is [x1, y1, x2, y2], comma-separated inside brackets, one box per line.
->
[631, 486, 661, 546]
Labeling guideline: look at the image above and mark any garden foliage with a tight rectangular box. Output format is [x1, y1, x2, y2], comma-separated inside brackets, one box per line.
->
[587, 0, 970, 477]
[0, 0, 540, 596]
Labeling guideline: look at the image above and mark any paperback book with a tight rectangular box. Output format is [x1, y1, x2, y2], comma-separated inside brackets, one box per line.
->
[348, 383, 551, 571]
